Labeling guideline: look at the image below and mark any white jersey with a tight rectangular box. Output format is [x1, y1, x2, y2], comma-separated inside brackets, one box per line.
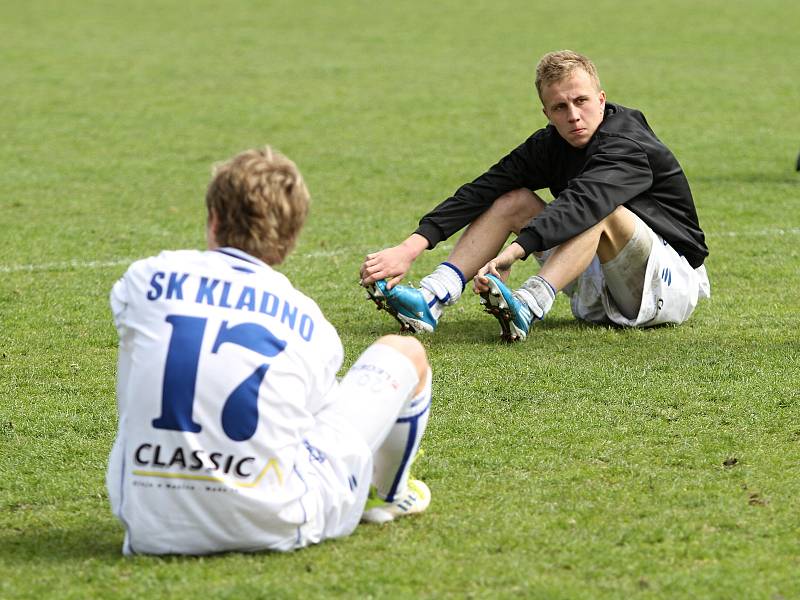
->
[106, 247, 345, 555]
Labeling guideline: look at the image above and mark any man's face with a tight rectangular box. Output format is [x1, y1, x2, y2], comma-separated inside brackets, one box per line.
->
[540, 68, 606, 148]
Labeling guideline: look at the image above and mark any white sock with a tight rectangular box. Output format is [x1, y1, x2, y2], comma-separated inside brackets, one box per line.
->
[419, 262, 466, 320]
[326, 344, 419, 452]
[517, 275, 556, 319]
[373, 368, 432, 502]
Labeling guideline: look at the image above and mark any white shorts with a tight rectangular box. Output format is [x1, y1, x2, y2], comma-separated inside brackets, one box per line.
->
[565, 226, 711, 327]
[291, 402, 374, 549]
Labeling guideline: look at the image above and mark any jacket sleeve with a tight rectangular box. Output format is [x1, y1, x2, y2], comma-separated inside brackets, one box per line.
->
[415, 133, 550, 248]
[513, 135, 653, 256]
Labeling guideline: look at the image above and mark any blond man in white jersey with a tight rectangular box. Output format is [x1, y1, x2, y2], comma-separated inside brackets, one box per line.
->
[107, 147, 433, 555]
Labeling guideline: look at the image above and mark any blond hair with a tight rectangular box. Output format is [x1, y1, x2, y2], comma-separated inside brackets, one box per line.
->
[206, 146, 309, 265]
[535, 50, 602, 101]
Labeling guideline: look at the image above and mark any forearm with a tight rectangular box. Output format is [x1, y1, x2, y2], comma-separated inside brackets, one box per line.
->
[416, 142, 538, 248]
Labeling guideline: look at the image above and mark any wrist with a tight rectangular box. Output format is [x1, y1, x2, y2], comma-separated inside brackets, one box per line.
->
[401, 234, 429, 258]
[502, 242, 525, 264]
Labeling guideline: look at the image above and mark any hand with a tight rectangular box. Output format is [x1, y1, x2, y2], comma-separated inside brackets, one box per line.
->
[360, 234, 428, 289]
[473, 242, 525, 294]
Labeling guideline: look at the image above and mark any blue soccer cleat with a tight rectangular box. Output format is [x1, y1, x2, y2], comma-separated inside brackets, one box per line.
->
[479, 274, 534, 342]
[365, 280, 437, 333]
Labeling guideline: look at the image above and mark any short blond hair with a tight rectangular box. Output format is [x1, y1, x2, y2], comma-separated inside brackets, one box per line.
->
[206, 146, 309, 265]
[535, 50, 602, 101]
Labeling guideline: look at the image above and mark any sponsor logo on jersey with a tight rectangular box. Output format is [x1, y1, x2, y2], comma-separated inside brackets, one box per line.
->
[131, 442, 283, 487]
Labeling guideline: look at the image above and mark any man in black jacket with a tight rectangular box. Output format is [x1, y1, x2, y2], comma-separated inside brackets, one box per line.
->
[360, 50, 710, 341]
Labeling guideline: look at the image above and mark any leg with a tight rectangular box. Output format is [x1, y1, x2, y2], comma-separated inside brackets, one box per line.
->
[373, 335, 429, 397]
[304, 335, 431, 542]
[329, 335, 432, 503]
[538, 205, 638, 291]
[479, 206, 640, 340]
[446, 188, 545, 280]
[598, 213, 653, 319]
[368, 189, 544, 333]
[331, 335, 429, 451]
[327, 336, 432, 523]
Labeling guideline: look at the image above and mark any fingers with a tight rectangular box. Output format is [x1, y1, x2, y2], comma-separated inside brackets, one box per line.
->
[360, 258, 404, 286]
[360, 245, 416, 288]
[361, 246, 412, 287]
[360, 254, 386, 284]
[361, 269, 383, 285]
[387, 274, 404, 289]
[472, 263, 491, 294]
[473, 257, 514, 293]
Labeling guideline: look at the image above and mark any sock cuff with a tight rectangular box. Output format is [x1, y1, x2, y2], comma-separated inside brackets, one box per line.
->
[519, 274, 556, 318]
[440, 262, 467, 291]
[400, 367, 432, 419]
[534, 275, 557, 298]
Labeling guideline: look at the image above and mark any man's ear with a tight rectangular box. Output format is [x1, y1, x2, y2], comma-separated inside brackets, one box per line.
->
[542, 106, 550, 123]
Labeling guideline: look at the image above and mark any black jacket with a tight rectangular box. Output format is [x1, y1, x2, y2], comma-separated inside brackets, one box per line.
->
[415, 102, 708, 268]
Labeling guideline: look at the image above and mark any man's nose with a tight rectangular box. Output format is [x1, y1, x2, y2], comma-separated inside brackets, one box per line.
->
[567, 105, 580, 121]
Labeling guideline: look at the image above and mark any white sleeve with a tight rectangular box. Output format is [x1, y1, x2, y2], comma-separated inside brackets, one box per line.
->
[109, 274, 130, 334]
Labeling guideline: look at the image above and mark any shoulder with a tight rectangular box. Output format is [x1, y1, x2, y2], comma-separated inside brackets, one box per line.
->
[259, 268, 342, 347]
[602, 102, 649, 125]
[123, 249, 205, 274]
[597, 103, 654, 139]
[523, 124, 562, 148]
[589, 103, 657, 155]
[112, 250, 197, 300]
[514, 124, 570, 163]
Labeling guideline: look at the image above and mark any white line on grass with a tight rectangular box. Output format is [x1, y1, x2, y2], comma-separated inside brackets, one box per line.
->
[715, 228, 800, 237]
[0, 258, 133, 274]
[0, 249, 350, 274]
[0, 229, 795, 274]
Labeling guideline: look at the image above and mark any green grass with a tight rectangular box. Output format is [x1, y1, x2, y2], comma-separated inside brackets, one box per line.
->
[1, 0, 799, 598]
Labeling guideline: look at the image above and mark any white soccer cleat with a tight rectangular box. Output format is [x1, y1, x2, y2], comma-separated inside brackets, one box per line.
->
[361, 479, 431, 524]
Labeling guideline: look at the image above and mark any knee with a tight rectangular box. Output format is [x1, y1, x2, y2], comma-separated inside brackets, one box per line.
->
[489, 188, 544, 230]
[601, 205, 635, 229]
[597, 206, 638, 261]
[375, 335, 429, 382]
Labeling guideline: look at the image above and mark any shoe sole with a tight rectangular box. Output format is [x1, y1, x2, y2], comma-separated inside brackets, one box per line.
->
[365, 285, 433, 334]
[479, 280, 526, 342]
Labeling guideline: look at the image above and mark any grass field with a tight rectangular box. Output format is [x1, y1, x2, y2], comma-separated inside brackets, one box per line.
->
[1, 0, 799, 598]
